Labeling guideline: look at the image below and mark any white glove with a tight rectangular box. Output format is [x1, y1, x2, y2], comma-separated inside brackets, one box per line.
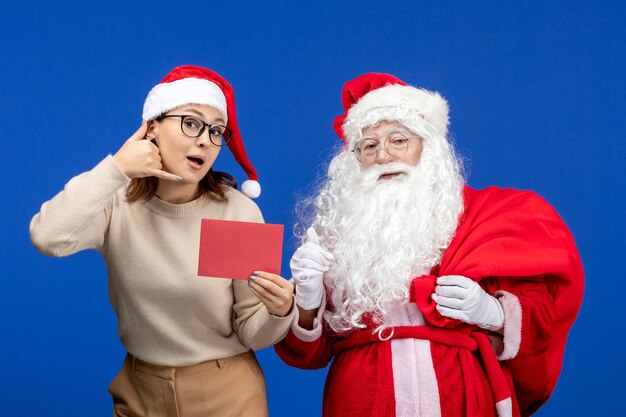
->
[432, 275, 504, 332]
[290, 228, 334, 310]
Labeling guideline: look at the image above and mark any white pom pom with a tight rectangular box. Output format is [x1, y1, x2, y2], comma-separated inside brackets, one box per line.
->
[241, 180, 261, 198]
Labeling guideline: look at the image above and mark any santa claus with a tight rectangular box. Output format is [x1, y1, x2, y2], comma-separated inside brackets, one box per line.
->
[275, 73, 584, 417]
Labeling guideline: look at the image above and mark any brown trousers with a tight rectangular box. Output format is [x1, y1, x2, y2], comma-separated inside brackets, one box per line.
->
[108, 351, 269, 417]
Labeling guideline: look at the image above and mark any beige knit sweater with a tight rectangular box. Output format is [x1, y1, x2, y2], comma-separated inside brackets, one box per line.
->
[30, 156, 294, 366]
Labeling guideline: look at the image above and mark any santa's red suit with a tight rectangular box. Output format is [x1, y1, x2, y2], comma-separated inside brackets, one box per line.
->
[276, 186, 584, 417]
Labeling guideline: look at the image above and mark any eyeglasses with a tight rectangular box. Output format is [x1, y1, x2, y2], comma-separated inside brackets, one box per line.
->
[157, 114, 232, 147]
[351, 134, 421, 163]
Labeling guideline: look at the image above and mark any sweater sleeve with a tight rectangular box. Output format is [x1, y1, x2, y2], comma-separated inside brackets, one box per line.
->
[230, 200, 297, 350]
[232, 279, 296, 350]
[30, 156, 129, 257]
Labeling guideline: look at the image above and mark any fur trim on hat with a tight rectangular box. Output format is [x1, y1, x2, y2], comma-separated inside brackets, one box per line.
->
[343, 84, 449, 143]
[142, 78, 228, 122]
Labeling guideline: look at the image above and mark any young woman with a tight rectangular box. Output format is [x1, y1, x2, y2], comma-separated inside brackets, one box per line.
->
[30, 65, 295, 417]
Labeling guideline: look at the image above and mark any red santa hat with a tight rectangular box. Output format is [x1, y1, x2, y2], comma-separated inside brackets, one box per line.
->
[334, 73, 449, 146]
[142, 65, 261, 198]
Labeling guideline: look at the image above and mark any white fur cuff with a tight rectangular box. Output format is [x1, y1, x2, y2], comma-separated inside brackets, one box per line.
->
[493, 290, 522, 361]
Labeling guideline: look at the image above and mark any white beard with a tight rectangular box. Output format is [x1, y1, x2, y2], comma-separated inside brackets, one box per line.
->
[313, 153, 464, 333]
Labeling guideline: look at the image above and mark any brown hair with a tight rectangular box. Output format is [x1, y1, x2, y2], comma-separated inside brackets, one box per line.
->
[126, 169, 237, 203]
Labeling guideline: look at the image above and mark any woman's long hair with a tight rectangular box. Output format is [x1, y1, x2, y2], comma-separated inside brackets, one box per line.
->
[126, 169, 237, 203]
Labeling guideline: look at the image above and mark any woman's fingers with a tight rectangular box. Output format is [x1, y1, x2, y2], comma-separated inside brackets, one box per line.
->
[253, 271, 293, 289]
[249, 272, 294, 317]
[249, 275, 288, 299]
[249, 276, 277, 299]
[115, 130, 183, 181]
[147, 141, 162, 162]
[151, 169, 182, 182]
[128, 122, 148, 142]
[248, 283, 270, 301]
[249, 286, 293, 317]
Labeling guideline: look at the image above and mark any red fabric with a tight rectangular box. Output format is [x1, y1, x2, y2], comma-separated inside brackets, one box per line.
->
[412, 186, 584, 415]
[277, 327, 333, 371]
[162, 65, 258, 181]
[275, 186, 583, 417]
[276, 325, 503, 417]
[333, 327, 513, 407]
[325, 342, 396, 416]
[332, 326, 477, 354]
[333, 73, 407, 143]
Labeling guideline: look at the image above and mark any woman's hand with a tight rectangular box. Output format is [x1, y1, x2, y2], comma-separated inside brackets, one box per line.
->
[248, 271, 294, 317]
[113, 123, 182, 181]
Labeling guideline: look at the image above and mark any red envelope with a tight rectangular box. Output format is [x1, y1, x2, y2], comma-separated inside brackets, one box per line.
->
[198, 219, 284, 280]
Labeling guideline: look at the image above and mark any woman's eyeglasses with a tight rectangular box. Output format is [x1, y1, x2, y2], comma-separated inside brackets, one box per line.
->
[157, 115, 232, 147]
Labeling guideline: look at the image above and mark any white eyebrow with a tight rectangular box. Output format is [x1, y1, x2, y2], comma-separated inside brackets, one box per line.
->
[386, 127, 411, 135]
[362, 127, 411, 141]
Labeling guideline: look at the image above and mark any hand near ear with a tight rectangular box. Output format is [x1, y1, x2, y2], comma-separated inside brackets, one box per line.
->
[113, 123, 182, 182]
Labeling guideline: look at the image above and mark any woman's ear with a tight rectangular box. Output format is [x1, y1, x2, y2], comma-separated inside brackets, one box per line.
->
[145, 120, 158, 139]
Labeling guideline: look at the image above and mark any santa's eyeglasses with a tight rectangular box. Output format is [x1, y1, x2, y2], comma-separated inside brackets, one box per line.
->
[351, 135, 421, 163]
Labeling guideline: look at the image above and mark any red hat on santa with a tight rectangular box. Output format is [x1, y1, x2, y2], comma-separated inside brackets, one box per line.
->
[142, 65, 261, 198]
[334, 73, 449, 146]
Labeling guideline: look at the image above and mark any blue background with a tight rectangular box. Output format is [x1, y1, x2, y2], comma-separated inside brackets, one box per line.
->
[1, 1, 624, 416]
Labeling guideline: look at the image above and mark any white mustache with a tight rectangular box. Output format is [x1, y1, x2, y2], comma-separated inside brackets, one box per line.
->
[359, 162, 414, 184]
